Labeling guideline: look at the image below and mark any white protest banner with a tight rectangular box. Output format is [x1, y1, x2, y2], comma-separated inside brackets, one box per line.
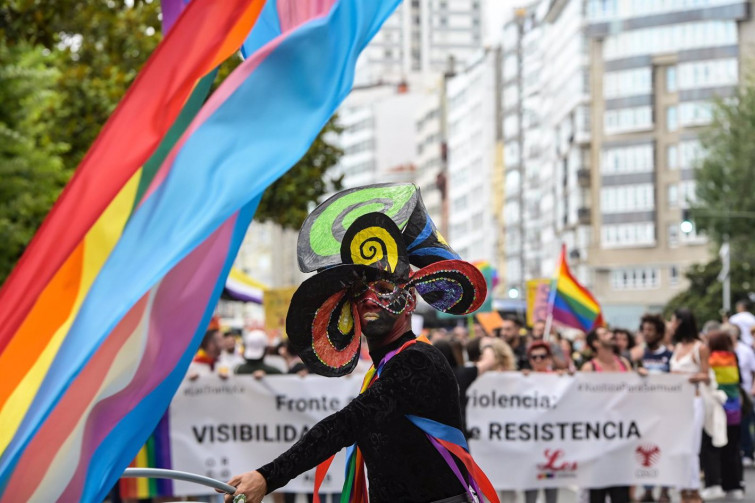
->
[168, 374, 363, 495]
[467, 372, 696, 490]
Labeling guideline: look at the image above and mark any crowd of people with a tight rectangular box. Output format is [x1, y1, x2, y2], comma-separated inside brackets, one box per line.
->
[182, 300, 755, 503]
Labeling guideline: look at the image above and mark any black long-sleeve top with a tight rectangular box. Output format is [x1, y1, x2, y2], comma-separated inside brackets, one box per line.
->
[257, 331, 468, 502]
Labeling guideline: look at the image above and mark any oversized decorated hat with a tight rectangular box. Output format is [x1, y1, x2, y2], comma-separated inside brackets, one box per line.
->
[286, 183, 487, 376]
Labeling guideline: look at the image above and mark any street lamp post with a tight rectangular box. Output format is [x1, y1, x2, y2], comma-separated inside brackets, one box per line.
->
[718, 237, 731, 313]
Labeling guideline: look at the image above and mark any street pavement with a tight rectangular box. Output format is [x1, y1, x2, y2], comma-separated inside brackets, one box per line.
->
[541, 466, 755, 503]
[172, 467, 755, 502]
[483, 466, 755, 503]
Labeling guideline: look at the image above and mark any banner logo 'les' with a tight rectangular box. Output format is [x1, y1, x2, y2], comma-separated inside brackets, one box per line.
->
[537, 449, 578, 472]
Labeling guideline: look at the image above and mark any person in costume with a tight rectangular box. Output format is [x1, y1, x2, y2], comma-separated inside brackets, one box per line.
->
[223, 184, 497, 503]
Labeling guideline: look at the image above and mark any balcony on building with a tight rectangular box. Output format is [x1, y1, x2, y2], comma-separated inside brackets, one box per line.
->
[578, 207, 591, 225]
[577, 168, 591, 188]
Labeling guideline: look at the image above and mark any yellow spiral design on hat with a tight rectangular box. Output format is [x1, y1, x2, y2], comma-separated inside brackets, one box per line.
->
[350, 227, 398, 273]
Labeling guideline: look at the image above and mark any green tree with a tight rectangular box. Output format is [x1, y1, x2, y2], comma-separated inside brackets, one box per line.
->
[689, 84, 755, 253]
[665, 81, 755, 317]
[664, 260, 755, 323]
[0, 41, 69, 282]
[0, 1, 343, 280]
[1, 0, 164, 168]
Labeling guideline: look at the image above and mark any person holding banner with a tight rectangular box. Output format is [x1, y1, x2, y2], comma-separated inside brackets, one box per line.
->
[670, 308, 709, 503]
[222, 184, 497, 503]
[581, 329, 631, 503]
[522, 341, 559, 503]
[580, 329, 632, 374]
[637, 313, 674, 503]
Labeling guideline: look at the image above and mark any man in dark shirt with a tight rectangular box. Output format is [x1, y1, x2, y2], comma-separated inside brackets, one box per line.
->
[638, 313, 673, 375]
[221, 184, 493, 503]
[637, 313, 673, 503]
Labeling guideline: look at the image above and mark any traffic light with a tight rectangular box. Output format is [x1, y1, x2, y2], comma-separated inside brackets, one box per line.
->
[680, 209, 694, 234]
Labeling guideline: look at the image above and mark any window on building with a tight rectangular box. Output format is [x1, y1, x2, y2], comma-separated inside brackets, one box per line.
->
[504, 141, 521, 165]
[603, 20, 738, 61]
[611, 267, 661, 290]
[678, 59, 738, 90]
[666, 66, 677, 93]
[504, 115, 520, 139]
[601, 144, 654, 174]
[679, 180, 697, 208]
[680, 139, 702, 169]
[471, 212, 483, 230]
[680, 102, 714, 128]
[667, 144, 678, 170]
[666, 106, 678, 132]
[453, 195, 468, 212]
[668, 224, 679, 248]
[604, 107, 653, 135]
[601, 223, 656, 247]
[506, 259, 522, 283]
[504, 55, 518, 78]
[505, 170, 521, 197]
[600, 184, 655, 213]
[667, 184, 678, 209]
[604, 67, 652, 99]
[504, 200, 520, 224]
[503, 85, 518, 108]
[670, 265, 680, 286]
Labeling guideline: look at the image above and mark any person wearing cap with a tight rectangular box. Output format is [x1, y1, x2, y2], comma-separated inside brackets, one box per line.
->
[234, 329, 283, 378]
[222, 184, 496, 503]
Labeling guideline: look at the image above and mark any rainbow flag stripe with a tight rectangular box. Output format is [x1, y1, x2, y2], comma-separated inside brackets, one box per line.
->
[0, 0, 400, 501]
[710, 350, 742, 424]
[548, 245, 603, 332]
[119, 413, 173, 499]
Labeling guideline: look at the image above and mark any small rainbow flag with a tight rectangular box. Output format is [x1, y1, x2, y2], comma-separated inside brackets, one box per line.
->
[547, 245, 603, 332]
[119, 413, 173, 499]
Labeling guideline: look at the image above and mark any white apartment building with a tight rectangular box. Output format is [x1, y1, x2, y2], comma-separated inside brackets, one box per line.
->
[502, 0, 592, 296]
[501, 3, 539, 298]
[500, 0, 754, 326]
[585, 0, 752, 324]
[446, 49, 499, 264]
[358, 0, 484, 84]
[539, 0, 593, 285]
[414, 76, 450, 233]
[331, 85, 424, 189]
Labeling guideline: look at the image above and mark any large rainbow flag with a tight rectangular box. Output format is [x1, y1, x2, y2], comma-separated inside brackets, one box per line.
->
[546, 245, 604, 332]
[0, 0, 400, 500]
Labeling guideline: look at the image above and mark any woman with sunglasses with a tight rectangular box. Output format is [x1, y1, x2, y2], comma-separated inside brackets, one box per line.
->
[521, 341, 560, 503]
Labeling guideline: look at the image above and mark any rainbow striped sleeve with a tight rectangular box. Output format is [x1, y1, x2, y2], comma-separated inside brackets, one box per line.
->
[548, 244, 604, 332]
[0, 0, 400, 501]
[710, 350, 742, 424]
